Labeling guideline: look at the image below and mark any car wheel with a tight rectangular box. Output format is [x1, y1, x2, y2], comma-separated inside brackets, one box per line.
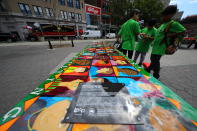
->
[7, 39, 12, 43]
[30, 37, 36, 41]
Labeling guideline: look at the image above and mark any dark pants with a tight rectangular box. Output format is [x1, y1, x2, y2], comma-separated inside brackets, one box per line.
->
[122, 49, 133, 59]
[146, 54, 162, 79]
[134, 51, 146, 66]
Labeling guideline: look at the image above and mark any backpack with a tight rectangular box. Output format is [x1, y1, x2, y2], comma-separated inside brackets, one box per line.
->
[160, 21, 182, 55]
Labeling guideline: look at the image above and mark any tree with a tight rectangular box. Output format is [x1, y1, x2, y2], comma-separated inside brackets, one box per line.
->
[133, 0, 164, 24]
[110, 0, 133, 26]
[110, 0, 165, 26]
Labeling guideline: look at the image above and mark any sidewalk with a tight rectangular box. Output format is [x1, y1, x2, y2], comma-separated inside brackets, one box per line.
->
[0, 39, 116, 47]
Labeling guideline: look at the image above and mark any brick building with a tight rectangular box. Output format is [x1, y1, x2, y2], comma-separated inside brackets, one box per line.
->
[181, 15, 197, 37]
[0, 0, 86, 40]
[85, 0, 116, 36]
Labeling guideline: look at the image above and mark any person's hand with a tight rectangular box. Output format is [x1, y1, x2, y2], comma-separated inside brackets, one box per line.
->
[116, 39, 121, 43]
[140, 33, 146, 37]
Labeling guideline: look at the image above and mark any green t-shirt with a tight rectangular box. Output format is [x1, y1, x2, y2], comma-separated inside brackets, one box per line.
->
[135, 27, 157, 53]
[152, 20, 186, 55]
[118, 19, 140, 50]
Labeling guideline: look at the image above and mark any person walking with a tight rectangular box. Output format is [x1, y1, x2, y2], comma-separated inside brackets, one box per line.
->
[146, 5, 186, 79]
[134, 19, 157, 66]
[117, 9, 141, 59]
[187, 35, 197, 49]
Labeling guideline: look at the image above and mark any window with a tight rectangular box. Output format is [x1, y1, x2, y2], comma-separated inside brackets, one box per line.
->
[75, 13, 78, 22]
[64, 12, 68, 19]
[33, 6, 43, 16]
[76, 0, 80, 9]
[45, 8, 54, 17]
[71, 12, 75, 20]
[68, 12, 72, 21]
[60, 11, 64, 18]
[78, 14, 82, 22]
[60, 10, 68, 19]
[81, 2, 83, 9]
[102, 2, 110, 13]
[59, 0, 65, 5]
[67, 0, 73, 7]
[18, 3, 32, 15]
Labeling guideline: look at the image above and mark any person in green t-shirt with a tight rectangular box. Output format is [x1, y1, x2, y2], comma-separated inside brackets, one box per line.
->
[117, 9, 141, 59]
[146, 5, 186, 79]
[134, 19, 157, 66]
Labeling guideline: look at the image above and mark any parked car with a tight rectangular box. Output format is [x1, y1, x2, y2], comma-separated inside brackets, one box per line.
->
[105, 33, 116, 39]
[0, 33, 17, 42]
[81, 30, 101, 39]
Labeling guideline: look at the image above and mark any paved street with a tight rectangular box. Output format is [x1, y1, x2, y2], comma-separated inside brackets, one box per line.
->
[0, 40, 197, 117]
[0, 40, 93, 117]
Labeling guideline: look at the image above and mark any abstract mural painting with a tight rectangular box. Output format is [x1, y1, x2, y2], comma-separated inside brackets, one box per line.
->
[0, 43, 196, 131]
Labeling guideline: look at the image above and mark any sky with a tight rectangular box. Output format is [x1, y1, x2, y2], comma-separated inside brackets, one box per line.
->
[170, 0, 197, 18]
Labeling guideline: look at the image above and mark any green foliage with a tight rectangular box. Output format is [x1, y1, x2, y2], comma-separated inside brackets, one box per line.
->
[110, 0, 133, 26]
[133, 0, 164, 23]
[110, 0, 165, 26]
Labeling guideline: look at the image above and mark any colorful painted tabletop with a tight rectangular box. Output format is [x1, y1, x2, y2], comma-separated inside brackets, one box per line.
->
[0, 43, 196, 131]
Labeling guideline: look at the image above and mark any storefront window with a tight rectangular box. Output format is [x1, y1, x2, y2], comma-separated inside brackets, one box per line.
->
[60, 10, 68, 20]
[18, 3, 32, 15]
[45, 8, 54, 17]
[68, 12, 72, 21]
[33, 6, 43, 16]
[78, 14, 82, 22]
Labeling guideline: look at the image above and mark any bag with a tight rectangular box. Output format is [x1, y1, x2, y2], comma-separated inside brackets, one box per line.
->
[165, 37, 180, 55]
[160, 21, 181, 55]
[113, 41, 122, 50]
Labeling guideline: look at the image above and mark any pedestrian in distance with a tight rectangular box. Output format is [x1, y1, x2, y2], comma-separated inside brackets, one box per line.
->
[187, 35, 197, 49]
[146, 5, 186, 79]
[134, 19, 157, 66]
[117, 9, 141, 59]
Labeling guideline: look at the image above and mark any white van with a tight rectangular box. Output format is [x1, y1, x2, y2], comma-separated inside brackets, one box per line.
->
[82, 30, 101, 39]
[105, 33, 116, 39]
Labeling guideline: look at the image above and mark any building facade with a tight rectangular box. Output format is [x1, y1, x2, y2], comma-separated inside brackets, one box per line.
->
[85, 0, 115, 36]
[0, 0, 86, 40]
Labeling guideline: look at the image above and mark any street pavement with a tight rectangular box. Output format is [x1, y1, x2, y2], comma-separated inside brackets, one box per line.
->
[0, 40, 197, 117]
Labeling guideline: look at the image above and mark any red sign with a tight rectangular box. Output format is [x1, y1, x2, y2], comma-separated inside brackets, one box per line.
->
[85, 4, 101, 15]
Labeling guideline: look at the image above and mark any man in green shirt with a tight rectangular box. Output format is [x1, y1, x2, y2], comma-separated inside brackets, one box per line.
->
[117, 9, 141, 59]
[134, 19, 157, 66]
[146, 5, 186, 79]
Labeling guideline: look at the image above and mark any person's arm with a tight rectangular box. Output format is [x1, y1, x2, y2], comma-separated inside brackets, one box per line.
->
[144, 35, 154, 40]
[142, 28, 155, 41]
[168, 22, 186, 38]
[134, 22, 141, 36]
[117, 27, 122, 42]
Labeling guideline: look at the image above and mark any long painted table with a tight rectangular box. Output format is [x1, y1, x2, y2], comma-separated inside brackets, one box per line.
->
[0, 43, 196, 131]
